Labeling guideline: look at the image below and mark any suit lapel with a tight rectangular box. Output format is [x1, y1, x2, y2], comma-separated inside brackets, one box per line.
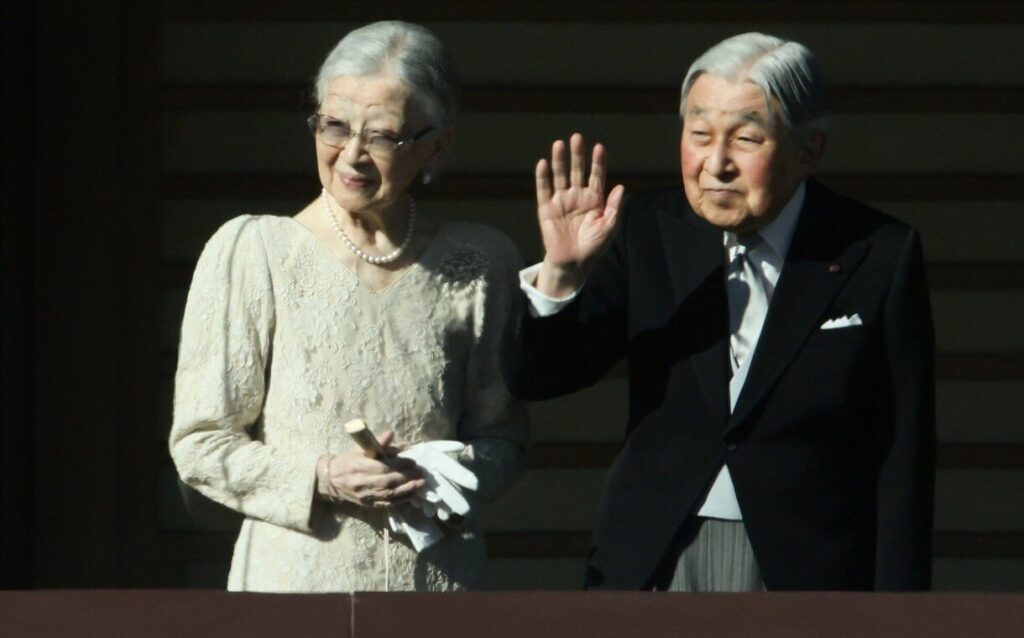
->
[657, 204, 731, 425]
[728, 183, 869, 429]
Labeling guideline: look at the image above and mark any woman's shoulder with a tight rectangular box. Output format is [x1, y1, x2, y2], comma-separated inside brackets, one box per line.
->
[212, 213, 296, 235]
[194, 214, 302, 273]
[437, 221, 523, 267]
[204, 214, 297, 249]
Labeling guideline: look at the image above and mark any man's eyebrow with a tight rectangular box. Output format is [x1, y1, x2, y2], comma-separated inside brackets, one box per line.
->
[739, 111, 769, 125]
[686, 105, 769, 126]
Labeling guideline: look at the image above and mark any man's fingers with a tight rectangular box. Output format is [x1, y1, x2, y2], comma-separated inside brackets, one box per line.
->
[569, 133, 586, 188]
[604, 184, 626, 219]
[551, 139, 568, 191]
[535, 158, 552, 205]
[588, 142, 607, 194]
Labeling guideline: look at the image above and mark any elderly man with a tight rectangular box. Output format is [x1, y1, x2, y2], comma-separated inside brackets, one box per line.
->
[509, 32, 935, 591]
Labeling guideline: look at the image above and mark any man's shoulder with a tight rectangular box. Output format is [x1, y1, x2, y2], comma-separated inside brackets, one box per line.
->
[619, 188, 696, 236]
[806, 179, 916, 244]
[623, 188, 688, 217]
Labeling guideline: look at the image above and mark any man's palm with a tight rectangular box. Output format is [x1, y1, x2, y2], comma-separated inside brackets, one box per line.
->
[535, 133, 624, 272]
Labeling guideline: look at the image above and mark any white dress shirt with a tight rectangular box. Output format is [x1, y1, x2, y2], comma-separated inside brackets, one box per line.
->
[700, 183, 803, 519]
[520, 183, 806, 520]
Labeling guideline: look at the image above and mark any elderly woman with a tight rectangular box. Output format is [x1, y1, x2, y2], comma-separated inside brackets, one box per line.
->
[169, 21, 527, 592]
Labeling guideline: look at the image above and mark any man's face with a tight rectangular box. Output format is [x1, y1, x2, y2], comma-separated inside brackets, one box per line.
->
[680, 73, 814, 233]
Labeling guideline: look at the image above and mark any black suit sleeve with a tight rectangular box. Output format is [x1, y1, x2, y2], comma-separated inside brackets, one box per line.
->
[876, 229, 936, 590]
[506, 198, 632, 401]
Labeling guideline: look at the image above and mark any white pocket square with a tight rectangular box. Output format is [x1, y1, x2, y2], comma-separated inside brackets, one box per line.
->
[820, 313, 862, 330]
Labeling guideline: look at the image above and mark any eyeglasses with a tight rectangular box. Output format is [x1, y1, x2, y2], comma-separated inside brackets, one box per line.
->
[306, 114, 434, 159]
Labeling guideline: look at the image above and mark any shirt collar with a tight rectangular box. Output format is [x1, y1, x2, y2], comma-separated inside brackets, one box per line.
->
[723, 181, 805, 261]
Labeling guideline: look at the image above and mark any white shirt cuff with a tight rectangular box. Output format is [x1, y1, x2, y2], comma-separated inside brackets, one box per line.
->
[519, 263, 580, 317]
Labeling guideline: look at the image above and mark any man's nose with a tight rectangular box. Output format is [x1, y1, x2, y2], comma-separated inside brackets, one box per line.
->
[705, 142, 732, 176]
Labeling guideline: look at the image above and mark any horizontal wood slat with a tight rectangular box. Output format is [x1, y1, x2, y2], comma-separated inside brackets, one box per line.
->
[152, 441, 1024, 471]
[523, 444, 1024, 469]
[156, 262, 1024, 291]
[160, 1, 1024, 23]
[152, 529, 1023, 571]
[931, 531, 1024, 559]
[162, 86, 1024, 115]
[155, 529, 1024, 562]
[936, 354, 1024, 380]
[485, 531, 1024, 559]
[927, 264, 1024, 290]
[626, 354, 1024, 381]
[937, 445, 1024, 468]
[156, 352, 1024, 382]
[158, 531, 237, 562]
[160, 174, 1024, 202]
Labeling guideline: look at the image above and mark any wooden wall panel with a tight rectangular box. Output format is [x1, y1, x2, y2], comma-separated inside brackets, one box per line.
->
[937, 381, 1024, 443]
[155, 284, 1024, 354]
[1, 0, 35, 588]
[157, 198, 1024, 271]
[160, 21, 1024, 88]
[29, 0, 130, 587]
[932, 559, 1024, 591]
[931, 291, 1024, 352]
[89, 3, 1024, 590]
[159, 111, 1024, 175]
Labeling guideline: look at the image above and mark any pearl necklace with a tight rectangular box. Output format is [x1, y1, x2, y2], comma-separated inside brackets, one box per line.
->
[320, 189, 416, 265]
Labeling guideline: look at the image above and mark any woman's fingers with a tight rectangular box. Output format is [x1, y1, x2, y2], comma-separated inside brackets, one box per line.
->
[383, 477, 427, 502]
[365, 472, 427, 507]
[344, 470, 425, 507]
[325, 447, 425, 507]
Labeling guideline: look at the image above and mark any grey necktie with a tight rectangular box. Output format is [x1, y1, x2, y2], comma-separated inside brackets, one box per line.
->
[727, 234, 770, 369]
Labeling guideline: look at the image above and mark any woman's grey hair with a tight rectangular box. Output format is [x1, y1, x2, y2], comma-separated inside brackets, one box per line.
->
[679, 32, 828, 140]
[314, 21, 459, 128]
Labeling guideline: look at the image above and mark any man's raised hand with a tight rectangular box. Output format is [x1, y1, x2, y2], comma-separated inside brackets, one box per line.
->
[534, 132, 624, 298]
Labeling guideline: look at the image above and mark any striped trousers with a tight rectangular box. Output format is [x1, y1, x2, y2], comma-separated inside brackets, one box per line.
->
[652, 517, 766, 592]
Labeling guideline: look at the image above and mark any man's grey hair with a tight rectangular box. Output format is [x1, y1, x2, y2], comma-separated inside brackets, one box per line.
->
[315, 21, 459, 128]
[679, 32, 828, 140]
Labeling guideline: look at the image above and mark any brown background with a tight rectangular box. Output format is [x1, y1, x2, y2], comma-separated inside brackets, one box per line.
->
[2, 0, 1022, 590]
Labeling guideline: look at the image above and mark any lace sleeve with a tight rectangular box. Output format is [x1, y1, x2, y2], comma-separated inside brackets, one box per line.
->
[169, 216, 320, 532]
[456, 233, 529, 505]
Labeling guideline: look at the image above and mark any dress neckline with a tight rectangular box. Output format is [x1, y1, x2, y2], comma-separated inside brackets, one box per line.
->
[286, 216, 446, 294]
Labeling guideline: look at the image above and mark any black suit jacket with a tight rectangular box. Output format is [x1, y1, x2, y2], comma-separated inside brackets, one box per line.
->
[508, 179, 936, 591]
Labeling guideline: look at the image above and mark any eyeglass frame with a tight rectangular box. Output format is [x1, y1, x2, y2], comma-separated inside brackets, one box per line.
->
[306, 113, 435, 157]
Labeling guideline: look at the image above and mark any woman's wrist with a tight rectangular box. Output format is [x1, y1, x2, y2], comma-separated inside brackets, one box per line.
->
[316, 454, 333, 499]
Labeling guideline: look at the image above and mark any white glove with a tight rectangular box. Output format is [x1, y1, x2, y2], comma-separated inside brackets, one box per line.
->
[386, 441, 480, 553]
[387, 505, 444, 552]
[399, 441, 479, 522]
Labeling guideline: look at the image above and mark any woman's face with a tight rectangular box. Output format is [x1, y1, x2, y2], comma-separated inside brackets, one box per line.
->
[315, 73, 449, 217]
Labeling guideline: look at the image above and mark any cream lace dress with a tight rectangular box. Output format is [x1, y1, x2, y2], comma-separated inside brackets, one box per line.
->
[169, 214, 528, 591]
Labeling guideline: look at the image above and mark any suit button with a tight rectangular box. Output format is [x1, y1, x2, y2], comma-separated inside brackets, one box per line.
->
[725, 442, 738, 452]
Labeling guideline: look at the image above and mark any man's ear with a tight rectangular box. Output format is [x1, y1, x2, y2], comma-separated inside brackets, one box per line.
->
[431, 127, 454, 161]
[801, 129, 827, 171]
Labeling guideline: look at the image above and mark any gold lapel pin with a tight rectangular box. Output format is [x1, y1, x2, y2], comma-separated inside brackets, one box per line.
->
[828, 263, 841, 273]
